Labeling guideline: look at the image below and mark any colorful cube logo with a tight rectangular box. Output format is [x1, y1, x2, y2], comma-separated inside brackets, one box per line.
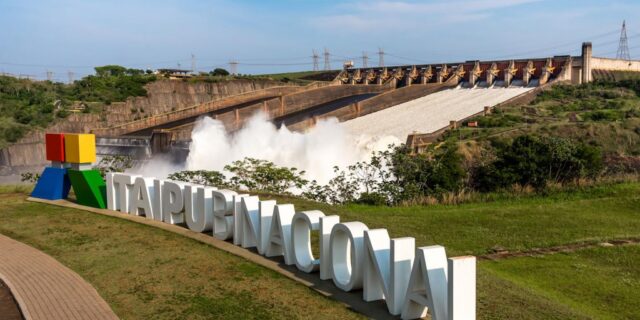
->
[31, 133, 106, 208]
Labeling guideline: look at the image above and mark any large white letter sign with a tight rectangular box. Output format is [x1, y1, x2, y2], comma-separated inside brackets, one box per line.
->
[257, 200, 276, 255]
[184, 185, 216, 233]
[401, 246, 449, 320]
[162, 181, 185, 225]
[265, 204, 296, 265]
[212, 189, 237, 240]
[330, 222, 369, 291]
[128, 177, 155, 217]
[291, 210, 325, 273]
[95, 175, 477, 317]
[363, 229, 415, 315]
[240, 196, 261, 249]
[448, 256, 476, 320]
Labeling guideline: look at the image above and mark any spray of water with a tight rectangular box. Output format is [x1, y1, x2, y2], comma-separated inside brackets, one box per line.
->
[133, 112, 400, 184]
[185, 112, 399, 184]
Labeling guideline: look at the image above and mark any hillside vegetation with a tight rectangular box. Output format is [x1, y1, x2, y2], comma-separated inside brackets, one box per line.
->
[457, 80, 640, 158]
[0, 66, 156, 147]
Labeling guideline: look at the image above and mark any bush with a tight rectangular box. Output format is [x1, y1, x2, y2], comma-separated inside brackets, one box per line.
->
[224, 158, 307, 194]
[20, 172, 40, 183]
[583, 110, 621, 121]
[210, 68, 230, 76]
[472, 135, 603, 191]
[93, 155, 133, 178]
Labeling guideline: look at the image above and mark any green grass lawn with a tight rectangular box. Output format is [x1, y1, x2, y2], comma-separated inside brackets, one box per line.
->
[264, 183, 640, 256]
[483, 245, 640, 320]
[1, 183, 639, 319]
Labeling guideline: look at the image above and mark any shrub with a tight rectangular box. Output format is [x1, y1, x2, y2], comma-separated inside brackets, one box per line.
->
[93, 155, 133, 178]
[224, 158, 307, 194]
[20, 172, 40, 183]
[472, 135, 603, 191]
[583, 110, 620, 121]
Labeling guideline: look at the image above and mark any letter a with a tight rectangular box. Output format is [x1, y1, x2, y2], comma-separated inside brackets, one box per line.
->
[401, 246, 448, 320]
[265, 204, 296, 265]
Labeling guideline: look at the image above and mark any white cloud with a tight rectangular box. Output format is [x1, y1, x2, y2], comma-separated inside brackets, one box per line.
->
[311, 0, 544, 33]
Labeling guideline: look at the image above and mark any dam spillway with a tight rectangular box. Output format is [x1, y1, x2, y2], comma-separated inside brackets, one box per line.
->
[341, 84, 535, 139]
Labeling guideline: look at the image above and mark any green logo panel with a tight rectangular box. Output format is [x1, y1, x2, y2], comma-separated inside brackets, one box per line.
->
[68, 169, 107, 209]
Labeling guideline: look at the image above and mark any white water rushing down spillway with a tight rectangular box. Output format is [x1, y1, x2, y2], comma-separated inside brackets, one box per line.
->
[341, 85, 535, 140]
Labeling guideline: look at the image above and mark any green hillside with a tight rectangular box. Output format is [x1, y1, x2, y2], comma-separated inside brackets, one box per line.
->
[0, 66, 156, 148]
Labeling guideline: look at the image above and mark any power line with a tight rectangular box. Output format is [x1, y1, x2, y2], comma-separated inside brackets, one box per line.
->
[617, 20, 631, 60]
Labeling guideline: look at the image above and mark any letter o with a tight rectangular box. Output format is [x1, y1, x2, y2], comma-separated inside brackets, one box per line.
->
[291, 210, 325, 273]
[330, 222, 369, 291]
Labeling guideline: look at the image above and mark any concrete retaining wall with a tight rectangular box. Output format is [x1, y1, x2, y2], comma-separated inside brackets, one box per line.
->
[214, 84, 393, 131]
[592, 57, 640, 72]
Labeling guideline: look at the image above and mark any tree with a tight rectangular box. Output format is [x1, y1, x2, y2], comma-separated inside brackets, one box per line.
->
[95, 65, 128, 77]
[210, 68, 230, 76]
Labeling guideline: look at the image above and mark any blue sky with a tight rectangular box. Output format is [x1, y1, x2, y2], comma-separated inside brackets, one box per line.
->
[1, 0, 639, 80]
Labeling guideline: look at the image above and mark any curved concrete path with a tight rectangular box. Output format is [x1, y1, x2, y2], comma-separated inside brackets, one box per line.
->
[0, 234, 118, 320]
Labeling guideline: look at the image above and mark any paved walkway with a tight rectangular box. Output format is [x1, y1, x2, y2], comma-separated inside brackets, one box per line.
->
[0, 234, 118, 320]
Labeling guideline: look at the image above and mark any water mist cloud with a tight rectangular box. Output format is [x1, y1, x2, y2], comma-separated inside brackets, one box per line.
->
[184, 112, 400, 185]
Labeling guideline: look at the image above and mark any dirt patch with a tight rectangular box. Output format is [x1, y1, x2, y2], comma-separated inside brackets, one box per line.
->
[480, 237, 640, 261]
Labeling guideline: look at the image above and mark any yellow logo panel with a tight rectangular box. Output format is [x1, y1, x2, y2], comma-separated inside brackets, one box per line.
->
[64, 133, 96, 164]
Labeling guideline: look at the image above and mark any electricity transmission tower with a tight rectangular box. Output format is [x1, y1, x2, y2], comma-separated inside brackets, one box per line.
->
[229, 60, 238, 75]
[312, 50, 320, 71]
[67, 71, 74, 84]
[46, 70, 53, 81]
[617, 20, 631, 61]
[362, 52, 369, 68]
[191, 54, 196, 73]
[323, 48, 331, 71]
[377, 47, 385, 67]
